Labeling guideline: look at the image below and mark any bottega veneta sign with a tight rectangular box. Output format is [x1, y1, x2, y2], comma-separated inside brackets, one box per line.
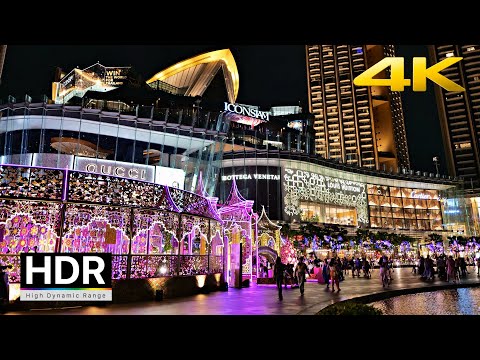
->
[221, 173, 280, 181]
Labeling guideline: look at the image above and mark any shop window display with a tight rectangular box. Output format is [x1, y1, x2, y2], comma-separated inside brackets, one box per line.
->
[367, 184, 443, 231]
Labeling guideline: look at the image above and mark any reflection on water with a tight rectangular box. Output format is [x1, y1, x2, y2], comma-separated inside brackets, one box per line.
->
[370, 288, 480, 315]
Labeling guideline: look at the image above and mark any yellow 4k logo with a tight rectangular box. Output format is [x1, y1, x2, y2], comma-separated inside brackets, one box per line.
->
[353, 57, 465, 92]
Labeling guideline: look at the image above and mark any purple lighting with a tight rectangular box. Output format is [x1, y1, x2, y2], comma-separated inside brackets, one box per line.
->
[0, 164, 227, 283]
[62, 168, 69, 201]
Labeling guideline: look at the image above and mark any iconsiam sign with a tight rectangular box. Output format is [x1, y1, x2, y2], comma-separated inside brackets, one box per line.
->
[224, 102, 270, 121]
[0, 164, 227, 285]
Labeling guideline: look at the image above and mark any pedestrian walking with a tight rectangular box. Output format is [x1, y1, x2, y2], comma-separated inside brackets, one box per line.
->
[329, 257, 341, 292]
[274, 256, 286, 300]
[294, 256, 309, 296]
[322, 258, 330, 289]
[446, 255, 456, 283]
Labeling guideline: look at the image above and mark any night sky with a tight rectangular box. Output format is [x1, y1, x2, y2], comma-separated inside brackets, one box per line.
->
[0, 45, 446, 174]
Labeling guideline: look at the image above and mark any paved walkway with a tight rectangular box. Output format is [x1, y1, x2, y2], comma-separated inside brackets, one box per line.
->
[7, 268, 480, 315]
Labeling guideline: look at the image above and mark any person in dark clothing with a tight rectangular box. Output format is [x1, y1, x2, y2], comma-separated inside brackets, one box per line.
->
[274, 256, 286, 300]
[349, 257, 355, 277]
[295, 256, 309, 295]
[362, 257, 371, 278]
[284, 263, 295, 288]
[0, 264, 12, 305]
[418, 256, 425, 277]
[336, 257, 344, 281]
[436, 255, 446, 280]
[329, 257, 341, 292]
[342, 257, 349, 277]
[460, 257, 468, 277]
[424, 255, 434, 280]
[322, 259, 330, 289]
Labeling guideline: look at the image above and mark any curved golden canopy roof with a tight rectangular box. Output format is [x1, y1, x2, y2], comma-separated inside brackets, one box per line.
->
[146, 49, 239, 103]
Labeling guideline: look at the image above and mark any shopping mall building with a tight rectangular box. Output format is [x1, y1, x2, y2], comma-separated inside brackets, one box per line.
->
[0, 48, 479, 301]
[1, 49, 480, 240]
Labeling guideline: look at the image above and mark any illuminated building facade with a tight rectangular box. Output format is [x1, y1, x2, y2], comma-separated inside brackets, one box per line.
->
[2, 47, 480, 303]
[52, 63, 131, 104]
[305, 45, 410, 171]
[4, 50, 243, 194]
[429, 45, 480, 194]
[218, 149, 466, 239]
[0, 49, 266, 299]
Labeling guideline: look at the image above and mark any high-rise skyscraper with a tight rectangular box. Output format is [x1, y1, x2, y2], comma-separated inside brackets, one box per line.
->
[306, 45, 410, 171]
[429, 45, 480, 193]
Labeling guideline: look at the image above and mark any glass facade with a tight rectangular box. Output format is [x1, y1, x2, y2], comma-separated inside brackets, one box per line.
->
[440, 195, 470, 235]
[367, 185, 442, 231]
[218, 150, 470, 238]
[0, 101, 229, 194]
[300, 202, 357, 226]
[470, 197, 480, 236]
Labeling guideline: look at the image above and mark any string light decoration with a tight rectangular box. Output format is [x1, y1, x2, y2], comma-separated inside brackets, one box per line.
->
[283, 168, 368, 225]
[218, 178, 256, 280]
[0, 164, 226, 284]
[281, 237, 297, 265]
[311, 235, 318, 251]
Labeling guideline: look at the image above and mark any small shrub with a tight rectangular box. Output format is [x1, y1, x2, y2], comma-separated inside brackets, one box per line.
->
[317, 301, 383, 315]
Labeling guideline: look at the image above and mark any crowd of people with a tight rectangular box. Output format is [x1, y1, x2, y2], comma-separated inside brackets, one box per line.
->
[272, 255, 385, 300]
[271, 253, 480, 300]
[415, 254, 480, 283]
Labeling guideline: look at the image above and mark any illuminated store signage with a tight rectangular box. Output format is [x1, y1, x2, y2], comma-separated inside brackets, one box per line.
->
[224, 102, 270, 121]
[410, 191, 431, 199]
[221, 174, 280, 181]
[75, 157, 154, 182]
[444, 210, 460, 214]
[282, 168, 368, 225]
[104, 68, 128, 86]
[75, 158, 185, 188]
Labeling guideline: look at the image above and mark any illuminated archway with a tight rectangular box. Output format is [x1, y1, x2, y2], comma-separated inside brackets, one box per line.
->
[258, 246, 278, 265]
[181, 225, 209, 255]
[133, 221, 177, 255]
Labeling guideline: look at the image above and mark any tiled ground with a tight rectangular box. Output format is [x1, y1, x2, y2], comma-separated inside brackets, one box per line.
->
[7, 267, 480, 315]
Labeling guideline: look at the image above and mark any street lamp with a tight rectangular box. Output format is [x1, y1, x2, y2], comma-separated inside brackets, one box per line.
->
[433, 156, 439, 175]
